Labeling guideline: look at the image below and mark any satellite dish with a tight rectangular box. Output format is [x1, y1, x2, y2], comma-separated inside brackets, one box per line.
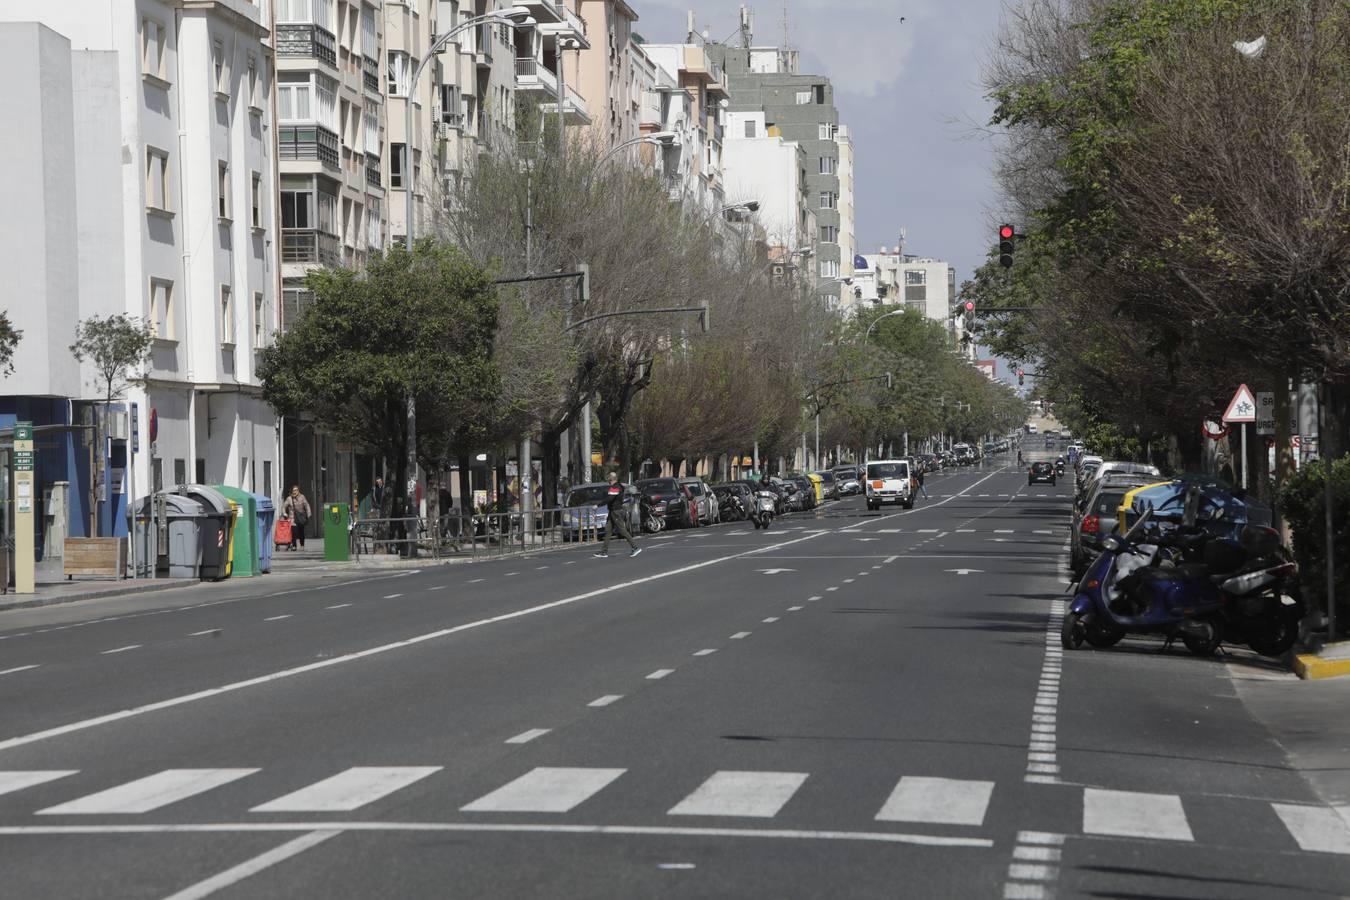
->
[1233, 36, 1266, 59]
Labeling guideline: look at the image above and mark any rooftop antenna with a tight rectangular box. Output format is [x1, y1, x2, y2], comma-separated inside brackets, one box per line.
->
[781, 0, 790, 49]
[687, 10, 696, 43]
[899, 227, 907, 259]
[740, 5, 753, 48]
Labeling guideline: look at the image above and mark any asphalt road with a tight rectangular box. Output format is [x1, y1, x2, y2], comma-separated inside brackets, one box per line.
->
[1, 453, 1347, 899]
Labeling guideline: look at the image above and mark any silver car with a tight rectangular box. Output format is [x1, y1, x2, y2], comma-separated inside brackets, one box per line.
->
[679, 478, 719, 525]
[562, 483, 641, 541]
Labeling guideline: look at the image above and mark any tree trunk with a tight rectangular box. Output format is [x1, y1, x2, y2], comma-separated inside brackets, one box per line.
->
[457, 454, 472, 513]
[540, 425, 563, 510]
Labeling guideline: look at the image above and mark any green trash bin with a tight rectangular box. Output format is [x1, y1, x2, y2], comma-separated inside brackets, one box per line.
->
[324, 503, 350, 561]
[214, 486, 259, 577]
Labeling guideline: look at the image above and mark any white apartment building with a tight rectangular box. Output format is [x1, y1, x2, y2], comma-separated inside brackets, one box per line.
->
[0, 2, 281, 545]
[860, 250, 957, 325]
[644, 40, 729, 217]
[837, 125, 857, 311]
[721, 110, 812, 252]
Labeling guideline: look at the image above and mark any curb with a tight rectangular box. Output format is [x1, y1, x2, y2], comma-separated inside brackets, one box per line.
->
[0, 579, 194, 613]
[1293, 653, 1350, 681]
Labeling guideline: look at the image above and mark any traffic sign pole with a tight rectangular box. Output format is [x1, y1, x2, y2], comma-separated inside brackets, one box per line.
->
[12, 422, 35, 594]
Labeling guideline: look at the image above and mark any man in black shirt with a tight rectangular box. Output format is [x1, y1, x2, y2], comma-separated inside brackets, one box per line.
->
[595, 471, 641, 558]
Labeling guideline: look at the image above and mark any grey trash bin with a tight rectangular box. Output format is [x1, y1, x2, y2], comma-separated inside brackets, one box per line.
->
[134, 494, 205, 579]
[176, 485, 234, 581]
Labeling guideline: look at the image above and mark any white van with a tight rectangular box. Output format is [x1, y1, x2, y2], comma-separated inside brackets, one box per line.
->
[865, 459, 913, 511]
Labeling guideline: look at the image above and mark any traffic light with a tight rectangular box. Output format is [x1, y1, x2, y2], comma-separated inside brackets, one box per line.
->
[1018, 369, 1025, 386]
[999, 224, 1015, 268]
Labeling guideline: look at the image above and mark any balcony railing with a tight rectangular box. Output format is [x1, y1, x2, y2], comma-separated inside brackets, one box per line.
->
[282, 228, 340, 267]
[365, 153, 381, 187]
[276, 23, 337, 68]
[476, 24, 494, 62]
[515, 58, 557, 94]
[362, 55, 379, 93]
[278, 124, 340, 170]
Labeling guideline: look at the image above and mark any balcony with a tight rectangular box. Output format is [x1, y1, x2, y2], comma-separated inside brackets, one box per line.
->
[539, 4, 589, 49]
[278, 124, 340, 170]
[475, 24, 494, 66]
[282, 228, 340, 267]
[541, 84, 590, 125]
[362, 55, 379, 94]
[365, 153, 382, 188]
[514, 58, 558, 96]
[276, 23, 337, 69]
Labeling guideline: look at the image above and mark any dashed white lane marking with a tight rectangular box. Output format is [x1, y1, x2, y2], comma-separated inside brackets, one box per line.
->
[647, 669, 675, 680]
[884, 556, 899, 563]
[807, 596, 823, 601]
[0, 770, 77, 797]
[425, 586, 447, 592]
[1272, 804, 1350, 854]
[39, 769, 258, 815]
[0, 665, 40, 676]
[693, 649, 717, 657]
[842, 578, 855, 583]
[1003, 831, 1065, 899]
[875, 777, 994, 826]
[264, 615, 292, 622]
[162, 829, 340, 900]
[468, 578, 486, 584]
[461, 767, 626, 813]
[668, 771, 809, 818]
[100, 645, 142, 655]
[730, 632, 751, 640]
[658, 863, 696, 869]
[189, 629, 221, 636]
[588, 695, 624, 707]
[382, 594, 403, 599]
[762, 617, 780, 623]
[826, 587, 839, 592]
[994, 530, 1014, 534]
[787, 606, 803, 612]
[917, 529, 939, 534]
[1083, 789, 1194, 841]
[1033, 530, 1054, 536]
[324, 604, 352, 610]
[505, 729, 551, 745]
[252, 767, 442, 813]
[956, 529, 976, 533]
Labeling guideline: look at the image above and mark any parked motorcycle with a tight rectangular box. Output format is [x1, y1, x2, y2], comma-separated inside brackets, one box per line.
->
[640, 495, 665, 534]
[719, 492, 748, 523]
[751, 491, 776, 530]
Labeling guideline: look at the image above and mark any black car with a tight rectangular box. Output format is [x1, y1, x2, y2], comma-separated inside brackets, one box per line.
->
[636, 478, 694, 527]
[1028, 462, 1056, 485]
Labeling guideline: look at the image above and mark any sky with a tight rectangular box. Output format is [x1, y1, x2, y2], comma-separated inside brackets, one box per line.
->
[635, 0, 1009, 291]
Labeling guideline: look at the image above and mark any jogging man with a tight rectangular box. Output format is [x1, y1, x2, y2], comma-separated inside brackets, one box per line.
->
[595, 471, 641, 558]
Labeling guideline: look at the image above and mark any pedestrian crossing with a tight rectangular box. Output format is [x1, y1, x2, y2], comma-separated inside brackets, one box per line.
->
[1, 767, 1345, 854]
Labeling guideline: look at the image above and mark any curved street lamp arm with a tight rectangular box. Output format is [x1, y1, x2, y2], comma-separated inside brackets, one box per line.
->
[563, 305, 709, 334]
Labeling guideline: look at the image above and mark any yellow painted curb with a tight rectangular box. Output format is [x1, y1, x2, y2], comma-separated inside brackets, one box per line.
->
[1294, 654, 1350, 680]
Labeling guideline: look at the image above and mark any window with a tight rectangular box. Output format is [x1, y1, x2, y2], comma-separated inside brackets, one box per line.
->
[743, 119, 757, 138]
[390, 142, 404, 188]
[149, 278, 174, 339]
[794, 89, 811, 105]
[905, 269, 927, 286]
[247, 57, 260, 111]
[387, 51, 410, 97]
[814, 85, 826, 104]
[279, 0, 334, 27]
[819, 156, 836, 175]
[220, 285, 235, 345]
[360, 7, 377, 58]
[819, 191, 836, 210]
[174, 459, 187, 487]
[263, 460, 272, 499]
[250, 172, 262, 228]
[439, 84, 460, 124]
[363, 109, 380, 155]
[141, 18, 166, 82]
[213, 39, 227, 96]
[253, 292, 266, 348]
[281, 187, 312, 228]
[818, 123, 836, 141]
[367, 198, 382, 249]
[277, 74, 312, 120]
[819, 259, 840, 278]
[820, 225, 837, 243]
[196, 459, 206, 485]
[217, 162, 231, 220]
[145, 148, 170, 212]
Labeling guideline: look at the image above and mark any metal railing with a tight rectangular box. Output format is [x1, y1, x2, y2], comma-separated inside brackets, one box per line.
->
[364, 153, 381, 187]
[277, 23, 337, 68]
[282, 228, 340, 266]
[278, 124, 340, 169]
[349, 506, 620, 560]
[362, 55, 380, 93]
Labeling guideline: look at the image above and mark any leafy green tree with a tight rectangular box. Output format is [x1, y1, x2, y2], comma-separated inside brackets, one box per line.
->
[0, 311, 22, 377]
[259, 241, 499, 513]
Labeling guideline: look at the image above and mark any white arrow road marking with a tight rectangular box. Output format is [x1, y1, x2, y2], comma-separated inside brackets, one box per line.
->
[945, 569, 985, 576]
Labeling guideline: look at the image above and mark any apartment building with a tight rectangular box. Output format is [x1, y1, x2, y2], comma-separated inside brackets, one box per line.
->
[721, 110, 812, 254]
[0, 2, 280, 550]
[860, 250, 957, 325]
[837, 125, 857, 311]
[573, 0, 637, 147]
[644, 38, 730, 215]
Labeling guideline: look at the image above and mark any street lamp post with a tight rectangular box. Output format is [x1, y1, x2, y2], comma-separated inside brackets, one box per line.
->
[865, 308, 907, 343]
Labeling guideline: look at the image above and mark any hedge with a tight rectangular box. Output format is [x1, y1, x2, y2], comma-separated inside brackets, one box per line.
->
[1277, 455, 1350, 628]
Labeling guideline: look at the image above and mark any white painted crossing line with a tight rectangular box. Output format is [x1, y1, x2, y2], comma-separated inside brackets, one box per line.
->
[0, 770, 77, 797]
[762, 617, 779, 623]
[162, 830, 340, 900]
[38, 769, 258, 815]
[251, 767, 440, 813]
[787, 606, 803, 612]
[1272, 804, 1350, 854]
[693, 649, 717, 657]
[1083, 788, 1193, 841]
[505, 729, 551, 745]
[100, 645, 142, 655]
[324, 604, 352, 610]
[0, 665, 40, 676]
[668, 771, 808, 818]
[461, 767, 624, 813]
[730, 632, 751, 640]
[588, 695, 624, 707]
[876, 777, 994, 826]
[646, 669, 675, 680]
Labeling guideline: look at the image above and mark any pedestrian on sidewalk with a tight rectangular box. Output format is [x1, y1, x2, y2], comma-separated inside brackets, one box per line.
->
[594, 471, 640, 559]
[282, 485, 311, 551]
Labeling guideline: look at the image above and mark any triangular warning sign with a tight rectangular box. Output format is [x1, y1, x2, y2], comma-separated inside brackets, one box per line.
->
[1222, 383, 1258, 423]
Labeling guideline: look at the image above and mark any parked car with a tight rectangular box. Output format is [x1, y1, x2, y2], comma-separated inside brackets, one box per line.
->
[637, 478, 696, 528]
[813, 469, 839, 500]
[679, 477, 719, 525]
[1069, 475, 1161, 576]
[1028, 461, 1057, 486]
[561, 482, 641, 541]
[833, 466, 862, 495]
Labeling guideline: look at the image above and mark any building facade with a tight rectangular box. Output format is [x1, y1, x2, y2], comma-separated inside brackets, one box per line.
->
[836, 124, 857, 311]
[859, 250, 957, 325]
[644, 39, 729, 215]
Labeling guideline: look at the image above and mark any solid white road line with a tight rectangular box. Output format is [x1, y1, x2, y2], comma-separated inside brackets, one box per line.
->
[0, 821, 995, 847]
[876, 777, 994, 827]
[100, 645, 142, 655]
[588, 695, 623, 707]
[762, 617, 779, 623]
[646, 669, 675, 680]
[1082, 788, 1193, 841]
[0, 770, 78, 797]
[461, 767, 625, 813]
[1272, 804, 1350, 854]
[251, 767, 441, 813]
[668, 771, 808, 818]
[161, 829, 341, 900]
[505, 729, 551, 745]
[0, 665, 40, 676]
[38, 769, 258, 815]
[0, 531, 833, 755]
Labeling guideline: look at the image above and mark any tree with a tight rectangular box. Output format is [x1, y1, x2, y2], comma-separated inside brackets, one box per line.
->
[0, 311, 22, 376]
[258, 241, 500, 516]
[69, 313, 153, 532]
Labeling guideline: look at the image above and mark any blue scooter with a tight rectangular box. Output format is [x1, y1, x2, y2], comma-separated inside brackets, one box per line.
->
[1062, 509, 1226, 656]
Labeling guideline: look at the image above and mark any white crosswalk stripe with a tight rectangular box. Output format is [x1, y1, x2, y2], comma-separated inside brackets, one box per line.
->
[876, 776, 994, 826]
[668, 771, 808, 818]
[1083, 788, 1193, 841]
[460, 767, 625, 813]
[1272, 804, 1350, 854]
[0, 771, 78, 798]
[38, 769, 258, 815]
[250, 767, 441, 813]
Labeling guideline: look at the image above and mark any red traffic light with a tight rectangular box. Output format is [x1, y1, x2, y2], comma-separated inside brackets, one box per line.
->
[999, 225, 1015, 240]
[963, 301, 975, 313]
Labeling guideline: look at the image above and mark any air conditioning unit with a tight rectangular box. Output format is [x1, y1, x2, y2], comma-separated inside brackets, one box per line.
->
[438, 122, 453, 138]
[771, 264, 785, 277]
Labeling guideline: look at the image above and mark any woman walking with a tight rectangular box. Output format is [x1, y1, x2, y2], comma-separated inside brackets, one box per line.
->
[282, 485, 311, 551]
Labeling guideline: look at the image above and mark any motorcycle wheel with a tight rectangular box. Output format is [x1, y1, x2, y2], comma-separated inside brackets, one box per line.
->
[1181, 620, 1221, 656]
[1085, 621, 1125, 648]
[1247, 608, 1300, 658]
[762, 517, 772, 531]
[1061, 612, 1086, 649]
